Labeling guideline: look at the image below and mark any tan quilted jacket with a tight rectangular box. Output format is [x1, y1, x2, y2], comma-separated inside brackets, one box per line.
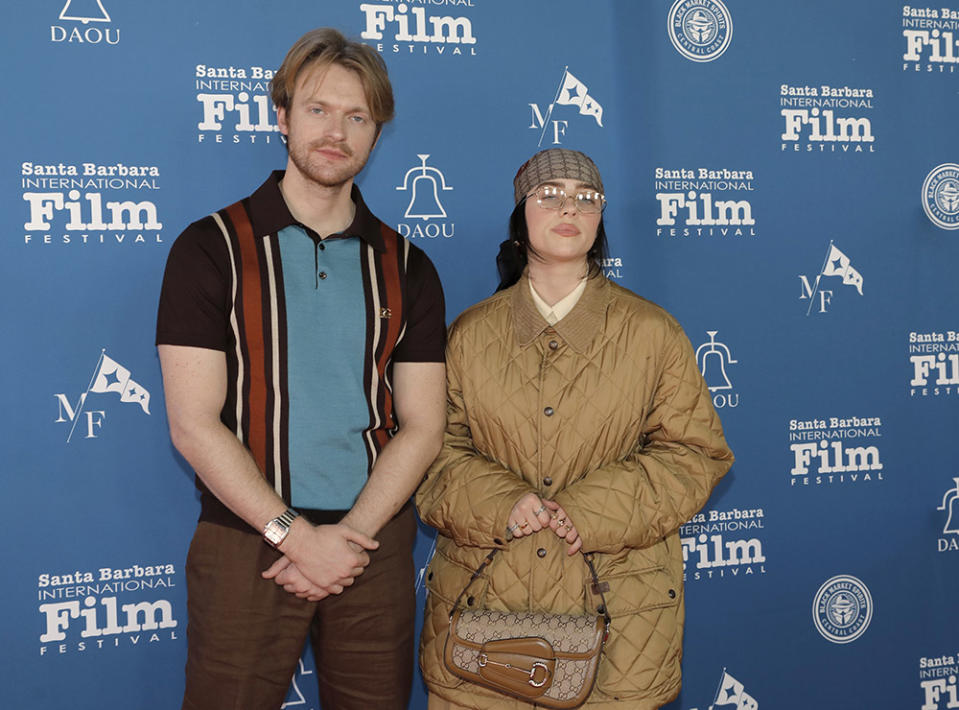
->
[416, 272, 734, 709]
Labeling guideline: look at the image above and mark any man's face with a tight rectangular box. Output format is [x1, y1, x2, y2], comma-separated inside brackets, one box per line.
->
[277, 62, 379, 189]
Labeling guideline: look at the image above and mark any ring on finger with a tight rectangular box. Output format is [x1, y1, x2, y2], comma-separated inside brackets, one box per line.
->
[508, 522, 521, 533]
[520, 521, 531, 530]
[534, 505, 546, 515]
[557, 518, 566, 527]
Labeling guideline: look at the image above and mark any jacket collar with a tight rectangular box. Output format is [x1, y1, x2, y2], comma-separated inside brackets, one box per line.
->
[248, 170, 385, 252]
[511, 269, 610, 354]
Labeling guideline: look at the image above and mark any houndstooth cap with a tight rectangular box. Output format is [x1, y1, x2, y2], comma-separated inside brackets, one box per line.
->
[513, 148, 604, 205]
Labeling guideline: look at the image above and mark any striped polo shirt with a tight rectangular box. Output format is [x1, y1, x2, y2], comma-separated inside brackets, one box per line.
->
[156, 171, 446, 519]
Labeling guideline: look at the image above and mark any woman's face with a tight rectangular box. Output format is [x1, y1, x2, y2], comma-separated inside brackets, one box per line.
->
[523, 178, 602, 267]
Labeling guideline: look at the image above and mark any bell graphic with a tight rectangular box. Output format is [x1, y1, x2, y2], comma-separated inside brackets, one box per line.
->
[396, 154, 452, 221]
[59, 0, 111, 23]
[938, 478, 959, 535]
[695, 331, 737, 392]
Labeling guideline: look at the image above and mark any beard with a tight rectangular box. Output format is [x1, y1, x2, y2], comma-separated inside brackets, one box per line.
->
[286, 138, 372, 189]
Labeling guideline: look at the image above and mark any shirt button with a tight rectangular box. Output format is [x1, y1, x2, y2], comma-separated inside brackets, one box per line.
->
[543, 477, 553, 486]
[548, 340, 559, 350]
[318, 243, 326, 250]
[544, 406, 554, 416]
[318, 271, 328, 280]
[536, 548, 547, 558]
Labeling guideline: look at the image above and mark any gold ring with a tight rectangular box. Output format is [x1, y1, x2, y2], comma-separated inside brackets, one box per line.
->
[520, 521, 531, 530]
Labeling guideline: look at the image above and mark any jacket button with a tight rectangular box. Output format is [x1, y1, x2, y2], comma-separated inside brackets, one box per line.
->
[544, 406, 554, 416]
[467, 596, 474, 606]
[668, 589, 676, 599]
[493, 537, 503, 545]
[427, 572, 433, 581]
[318, 271, 328, 280]
[543, 477, 552, 486]
[597, 604, 606, 615]
[548, 340, 559, 350]
[537, 548, 547, 558]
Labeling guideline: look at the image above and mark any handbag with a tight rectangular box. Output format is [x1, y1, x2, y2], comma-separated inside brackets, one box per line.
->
[443, 548, 611, 709]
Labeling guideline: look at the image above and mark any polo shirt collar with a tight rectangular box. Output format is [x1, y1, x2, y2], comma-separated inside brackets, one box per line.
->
[248, 170, 386, 252]
[511, 268, 610, 354]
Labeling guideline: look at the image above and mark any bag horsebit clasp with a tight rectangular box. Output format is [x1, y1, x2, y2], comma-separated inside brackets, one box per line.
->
[477, 653, 550, 687]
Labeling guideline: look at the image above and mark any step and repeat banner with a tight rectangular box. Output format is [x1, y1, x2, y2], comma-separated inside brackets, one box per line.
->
[2, 1, 957, 708]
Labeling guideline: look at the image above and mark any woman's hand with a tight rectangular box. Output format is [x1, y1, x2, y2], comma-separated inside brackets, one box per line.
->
[543, 499, 582, 555]
[506, 492, 552, 539]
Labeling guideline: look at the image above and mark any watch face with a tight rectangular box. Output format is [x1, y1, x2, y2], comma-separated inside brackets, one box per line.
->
[264, 520, 286, 546]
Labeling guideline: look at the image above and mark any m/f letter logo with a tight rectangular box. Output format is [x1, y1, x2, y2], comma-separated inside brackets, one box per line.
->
[529, 66, 604, 146]
[54, 350, 150, 441]
[798, 241, 863, 314]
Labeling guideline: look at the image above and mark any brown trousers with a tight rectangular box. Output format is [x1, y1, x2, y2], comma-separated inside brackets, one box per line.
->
[181, 504, 416, 710]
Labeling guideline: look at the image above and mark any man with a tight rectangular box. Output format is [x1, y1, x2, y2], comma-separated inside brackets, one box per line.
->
[156, 28, 447, 710]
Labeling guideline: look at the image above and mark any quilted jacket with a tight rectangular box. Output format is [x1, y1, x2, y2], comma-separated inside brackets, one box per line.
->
[415, 272, 734, 709]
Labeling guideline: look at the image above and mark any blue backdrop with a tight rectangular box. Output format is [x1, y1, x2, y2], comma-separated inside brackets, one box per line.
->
[3, 1, 958, 709]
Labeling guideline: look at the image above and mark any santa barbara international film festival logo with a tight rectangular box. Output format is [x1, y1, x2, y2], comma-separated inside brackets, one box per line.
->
[696, 331, 739, 410]
[787, 414, 884, 487]
[919, 650, 959, 709]
[38, 560, 178, 657]
[908, 330, 959, 397]
[779, 83, 876, 154]
[196, 64, 283, 146]
[689, 668, 759, 710]
[21, 160, 163, 247]
[655, 167, 757, 239]
[680, 506, 766, 583]
[902, 5, 959, 73]
[54, 350, 150, 441]
[812, 574, 873, 644]
[358, 1, 478, 58]
[394, 154, 455, 240]
[922, 163, 959, 230]
[667, 0, 733, 63]
[937, 477, 959, 553]
[50, 0, 119, 45]
[798, 241, 864, 314]
[528, 66, 604, 147]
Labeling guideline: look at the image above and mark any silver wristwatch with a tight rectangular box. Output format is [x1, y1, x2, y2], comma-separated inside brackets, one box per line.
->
[263, 508, 300, 548]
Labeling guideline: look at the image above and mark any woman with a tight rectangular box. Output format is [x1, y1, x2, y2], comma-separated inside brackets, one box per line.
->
[416, 148, 734, 709]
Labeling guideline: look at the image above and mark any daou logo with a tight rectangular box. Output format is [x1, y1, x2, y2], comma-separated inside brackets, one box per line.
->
[51, 0, 119, 45]
[395, 154, 454, 239]
[695, 331, 739, 409]
[937, 478, 959, 552]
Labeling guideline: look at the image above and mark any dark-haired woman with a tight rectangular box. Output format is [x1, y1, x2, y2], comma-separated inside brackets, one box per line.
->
[416, 148, 734, 709]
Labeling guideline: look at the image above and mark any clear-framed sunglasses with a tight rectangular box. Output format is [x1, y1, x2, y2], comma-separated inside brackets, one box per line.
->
[529, 185, 606, 214]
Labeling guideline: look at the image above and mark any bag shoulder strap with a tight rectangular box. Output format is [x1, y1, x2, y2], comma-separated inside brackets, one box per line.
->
[448, 549, 612, 636]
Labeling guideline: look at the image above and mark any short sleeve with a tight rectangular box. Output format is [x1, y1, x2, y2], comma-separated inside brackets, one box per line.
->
[155, 217, 232, 351]
[392, 245, 446, 362]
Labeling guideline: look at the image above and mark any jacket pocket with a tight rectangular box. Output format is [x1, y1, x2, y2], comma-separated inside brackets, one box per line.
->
[584, 565, 684, 699]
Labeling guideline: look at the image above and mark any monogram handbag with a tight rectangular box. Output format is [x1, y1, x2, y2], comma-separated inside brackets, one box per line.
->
[443, 549, 611, 709]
